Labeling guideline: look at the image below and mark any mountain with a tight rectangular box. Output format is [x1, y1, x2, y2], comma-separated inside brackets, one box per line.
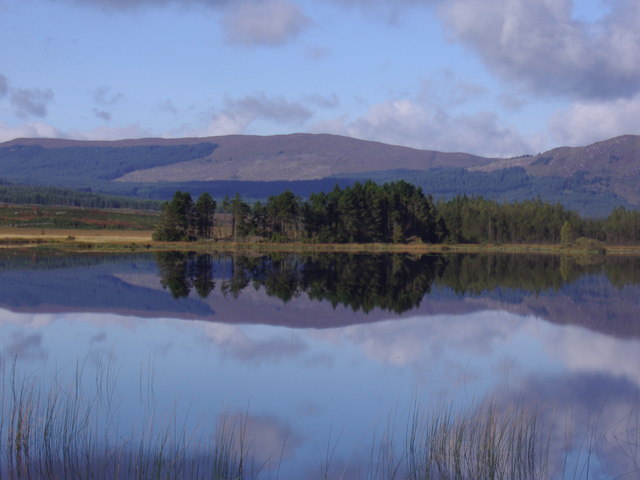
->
[473, 135, 640, 205]
[1, 133, 639, 216]
[0, 133, 493, 181]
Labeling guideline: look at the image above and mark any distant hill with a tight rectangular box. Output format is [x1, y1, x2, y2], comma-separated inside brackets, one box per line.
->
[472, 135, 640, 205]
[0, 133, 493, 181]
[1, 133, 639, 216]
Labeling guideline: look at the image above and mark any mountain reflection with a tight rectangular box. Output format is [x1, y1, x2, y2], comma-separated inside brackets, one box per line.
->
[1, 251, 640, 337]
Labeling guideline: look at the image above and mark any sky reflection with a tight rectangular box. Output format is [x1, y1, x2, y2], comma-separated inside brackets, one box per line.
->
[1, 253, 640, 478]
[1, 298, 639, 478]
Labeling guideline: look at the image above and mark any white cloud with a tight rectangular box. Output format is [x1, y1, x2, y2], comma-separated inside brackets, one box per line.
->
[313, 98, 533, 157]
[439, 0, 640, 100]
[549, 93, 640, 146]
[68, 123, 152, 140]
[201, 92, 313, 136]
[0, 121, 151, 143]
[221, 0, 311, 46]
[0, 122, 64, 143]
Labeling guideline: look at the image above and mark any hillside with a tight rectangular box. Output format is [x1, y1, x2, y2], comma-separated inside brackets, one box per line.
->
[1, 133, 639, 216]
[112, 133, 494, 181]
[473, 135, 640, 205]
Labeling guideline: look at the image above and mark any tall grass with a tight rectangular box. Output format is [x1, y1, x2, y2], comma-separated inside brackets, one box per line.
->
[0, 359, 257, 480]
[360, 402, 545, 480]
[363, 398, 640, 480]
[1, 359, 638, 479]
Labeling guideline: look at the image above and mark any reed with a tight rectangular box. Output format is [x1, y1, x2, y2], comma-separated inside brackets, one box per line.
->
[1, 359, 638, 479]
[0, 359, 258, 480]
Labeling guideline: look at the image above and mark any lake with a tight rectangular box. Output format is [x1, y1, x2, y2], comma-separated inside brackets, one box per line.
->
[1, 251, 639, 479]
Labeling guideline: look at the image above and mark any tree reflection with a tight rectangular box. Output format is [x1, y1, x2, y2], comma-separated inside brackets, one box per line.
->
[155, 252, 215, 299]
[155, 251, 640, 313]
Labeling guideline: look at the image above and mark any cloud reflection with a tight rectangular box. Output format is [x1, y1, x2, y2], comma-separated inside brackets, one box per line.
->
[2, 332, 47, 363]
[219, 411, 303, 467]
[543, 325, 640, 387]
[487, 372, 640, 479]
[198, 323, 309, 364]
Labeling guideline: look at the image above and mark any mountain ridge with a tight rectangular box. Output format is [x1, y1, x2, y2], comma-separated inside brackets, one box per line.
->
[1, 133, 639, 213]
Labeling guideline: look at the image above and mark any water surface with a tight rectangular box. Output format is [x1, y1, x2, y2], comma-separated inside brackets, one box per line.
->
[1, 252, 639, 479]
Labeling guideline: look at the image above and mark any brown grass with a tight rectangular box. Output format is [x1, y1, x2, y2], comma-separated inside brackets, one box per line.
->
[2, 227, 640, 255]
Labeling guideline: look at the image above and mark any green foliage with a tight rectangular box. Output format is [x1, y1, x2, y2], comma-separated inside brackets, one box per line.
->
[560, 221, 575, 246]
[335, 167, 632, 217]
[302, 181, 441, 244]
[153, 191, 218, 242]
[574, 237, 606, 254]
[158, 183, 640, 246]
[265, 190, 301, 240]
[194, 193, 216, 240]
[0, 184, 161, 209]
[153, 191, 195, 241]
[437, 195, 584, 244]
[603, 207, 640, 244]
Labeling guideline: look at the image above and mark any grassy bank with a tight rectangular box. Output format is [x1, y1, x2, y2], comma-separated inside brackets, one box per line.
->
[0, 203, 159, 230]
[2, 228, 640, 256]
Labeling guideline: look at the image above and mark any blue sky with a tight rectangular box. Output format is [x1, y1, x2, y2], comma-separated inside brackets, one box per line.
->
[1, 0, 639, 156]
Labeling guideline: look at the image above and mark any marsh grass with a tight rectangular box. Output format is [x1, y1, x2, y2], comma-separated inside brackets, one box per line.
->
[0, 359, 261, 480]
[1, 359, 638, 479]
[362, 402, 547, 480]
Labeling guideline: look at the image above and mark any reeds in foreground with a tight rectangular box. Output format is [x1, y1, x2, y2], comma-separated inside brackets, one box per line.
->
[0, 360, 258, 480]
[1, 359, 638, 479]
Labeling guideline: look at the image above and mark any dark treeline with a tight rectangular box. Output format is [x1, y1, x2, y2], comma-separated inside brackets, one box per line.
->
[155, 252, 640, 313]
[344, 167, 631, 217]
[0, 143, 217, 183]
[217, 181, 444, 243]
[0, 184, 161, 210]
[158, 181, 640, 245]
[153, 192, 217, 241]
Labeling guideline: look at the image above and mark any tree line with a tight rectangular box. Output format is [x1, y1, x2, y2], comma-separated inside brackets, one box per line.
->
[0, 184, 161, 210]
[153, 181, 640, 245]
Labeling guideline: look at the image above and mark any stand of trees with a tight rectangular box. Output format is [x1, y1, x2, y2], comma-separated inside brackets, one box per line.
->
[154, 181, 640, 245]
[153, 191, 216, 241]
[215, 181, 444, 244]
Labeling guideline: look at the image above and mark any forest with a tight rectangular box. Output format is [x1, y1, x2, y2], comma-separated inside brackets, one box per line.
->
[0, 184, 161, 210]
[0, 143, 217, 184]
[154, 180, 640, 246]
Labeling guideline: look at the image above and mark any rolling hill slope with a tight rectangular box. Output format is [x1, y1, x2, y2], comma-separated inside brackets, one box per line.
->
[1, 133, 639, 216]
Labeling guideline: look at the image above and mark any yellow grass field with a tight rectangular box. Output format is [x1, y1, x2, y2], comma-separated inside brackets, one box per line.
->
[0, 227, 153, 244]
[1, 226, 640, 255]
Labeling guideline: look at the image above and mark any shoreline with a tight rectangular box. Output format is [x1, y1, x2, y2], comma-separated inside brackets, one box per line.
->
[1, 227, 639, 255]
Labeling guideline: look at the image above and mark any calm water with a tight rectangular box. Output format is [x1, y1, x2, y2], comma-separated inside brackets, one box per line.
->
[1, 251, 639, 479]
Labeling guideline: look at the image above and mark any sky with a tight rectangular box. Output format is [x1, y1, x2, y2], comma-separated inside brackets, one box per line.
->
[1, 0, 639, 157]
